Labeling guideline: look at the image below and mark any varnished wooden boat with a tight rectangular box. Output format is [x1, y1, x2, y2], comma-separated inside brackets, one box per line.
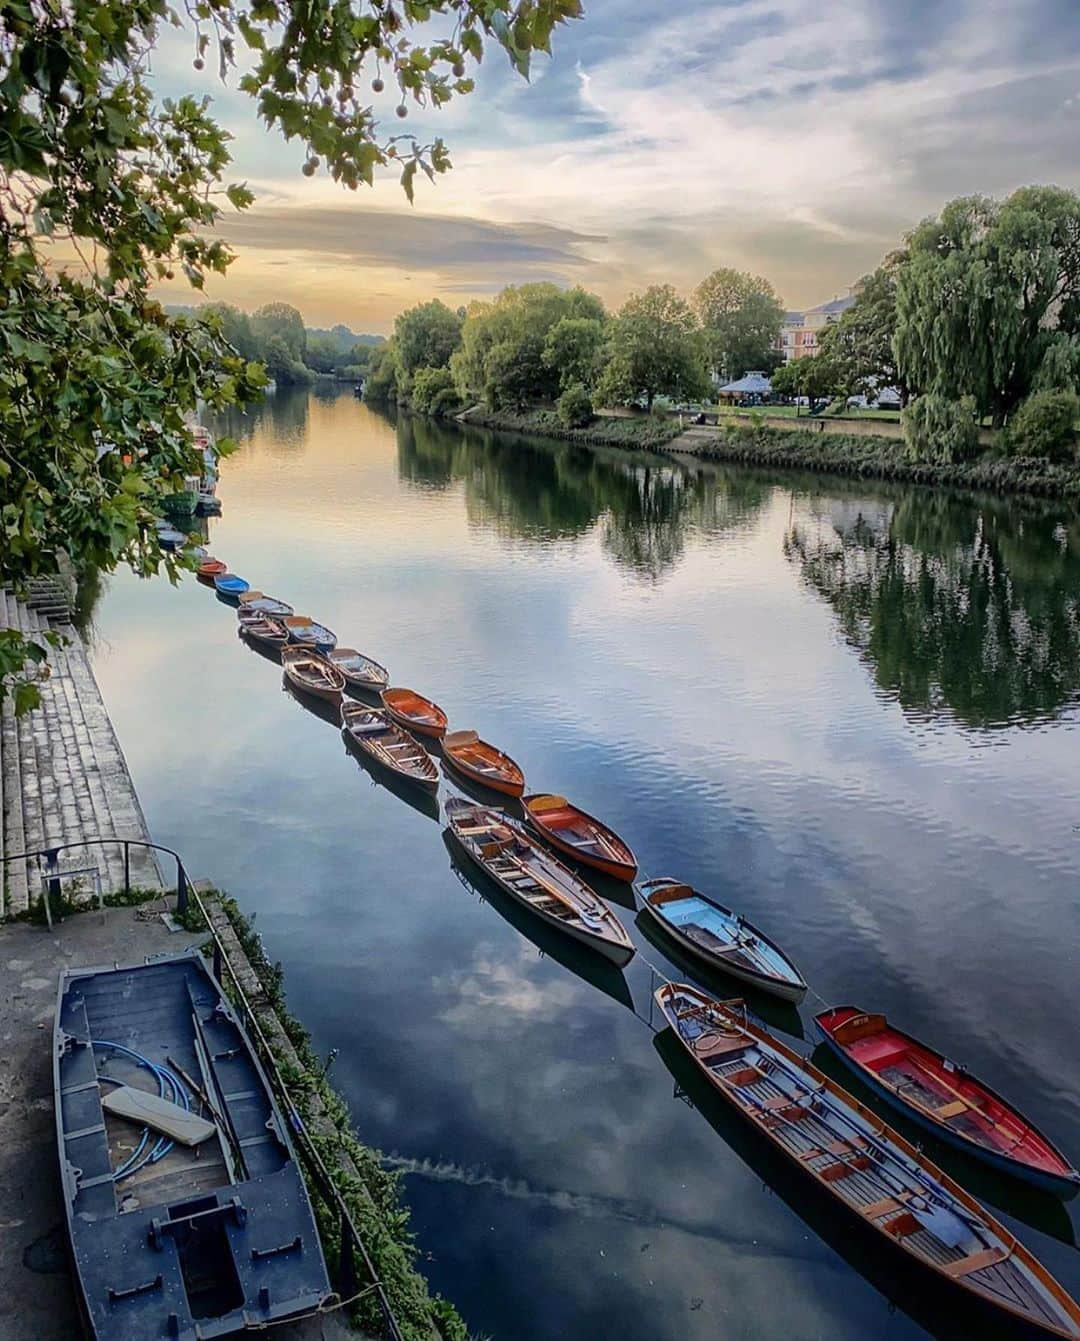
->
[329, 647, 390, 694]
[281, 646, 345, 704]
[282, 615, 337, 654]
[522, 793, 637, 882]
[657, 983, 1080, 1339]
[442, 730, 525, 798]
[197, 557, 226, 584]
[816, 1006, 1080, 1197]
[381, 687, 448, 740]
[238, 591, 294, 617]
[341, 702, 438, 792]
[637, 876, 806, 1002]
[238, 610, 289, 651]
[445, 798, 634, 967]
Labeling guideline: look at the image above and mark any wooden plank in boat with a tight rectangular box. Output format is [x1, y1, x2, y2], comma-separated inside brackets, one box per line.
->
[101, 1085, 216, 1146]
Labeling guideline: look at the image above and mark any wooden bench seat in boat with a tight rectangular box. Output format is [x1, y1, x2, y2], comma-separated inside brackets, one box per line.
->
[941, 1246, 1011, 1278]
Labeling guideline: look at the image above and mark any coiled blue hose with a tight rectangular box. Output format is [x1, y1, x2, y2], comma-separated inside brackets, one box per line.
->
[93, 1041, 191, 1182]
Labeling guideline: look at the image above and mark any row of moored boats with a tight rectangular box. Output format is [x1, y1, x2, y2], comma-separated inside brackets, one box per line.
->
[196, 553, 1080, 1339]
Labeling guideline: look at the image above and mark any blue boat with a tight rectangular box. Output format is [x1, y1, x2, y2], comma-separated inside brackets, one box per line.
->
[54, 950, 332, 1339]
[637, 876, 807, 1002]
[214, 573, 251, 599]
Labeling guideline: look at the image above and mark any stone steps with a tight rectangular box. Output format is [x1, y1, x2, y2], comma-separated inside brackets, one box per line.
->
[1, 587, 161, 915]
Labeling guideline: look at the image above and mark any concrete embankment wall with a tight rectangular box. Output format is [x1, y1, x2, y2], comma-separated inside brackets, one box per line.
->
[0, 590, 160, 917]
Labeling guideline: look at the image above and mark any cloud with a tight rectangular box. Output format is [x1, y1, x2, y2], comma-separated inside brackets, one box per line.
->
[218, 206, 606, 279]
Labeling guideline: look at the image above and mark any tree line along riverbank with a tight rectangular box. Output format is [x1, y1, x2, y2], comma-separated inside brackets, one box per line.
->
[452, 406, 1080, 502]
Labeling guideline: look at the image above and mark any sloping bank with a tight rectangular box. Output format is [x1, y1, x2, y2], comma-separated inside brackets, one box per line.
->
[456, 407, 1080, 501]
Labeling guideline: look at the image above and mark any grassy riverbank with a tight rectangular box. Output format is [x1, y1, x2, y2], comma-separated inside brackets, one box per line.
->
[677, 424, 1080, 500]
[457, 404, 683, 450]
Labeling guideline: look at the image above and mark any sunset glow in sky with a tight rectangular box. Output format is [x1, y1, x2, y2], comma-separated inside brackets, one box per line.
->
[150, 0, 1080, 331]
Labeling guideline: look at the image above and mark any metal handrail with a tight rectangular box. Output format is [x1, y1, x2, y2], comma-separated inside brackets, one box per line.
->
[2, 836, 404, 1341]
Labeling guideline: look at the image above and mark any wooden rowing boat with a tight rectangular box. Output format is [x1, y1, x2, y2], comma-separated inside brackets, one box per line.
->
[638, 877, 807, 1002]
[238, 591, 294, 617]
[238, 610, 289, 652]
[445, 798, 634, 967]
[381, 687, 448, 740]
[281, 646, 345, 704]
[329, 647, 390, 695]
[815, 1006, 1080, 1197]
[213, 573, 250, 599]
[657, 983, 1080, 1339]
[341, 702, 438, 792]
[197, 557, 226, 584]
[442, 730, 525, 798]
[522, 793, 637, 882]
[282, 615, 337, 654]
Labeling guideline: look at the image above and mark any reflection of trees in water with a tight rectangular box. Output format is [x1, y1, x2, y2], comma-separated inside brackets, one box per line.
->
[397, 414, 770, 580]
[211, 385, 311, 452]
[786, 490, 1080, 728]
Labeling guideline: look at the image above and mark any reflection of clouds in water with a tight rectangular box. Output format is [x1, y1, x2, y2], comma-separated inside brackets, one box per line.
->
[433, 940, 581, 1027]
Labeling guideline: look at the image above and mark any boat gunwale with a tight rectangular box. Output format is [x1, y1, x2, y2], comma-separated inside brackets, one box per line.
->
[442, 732, 525, 796]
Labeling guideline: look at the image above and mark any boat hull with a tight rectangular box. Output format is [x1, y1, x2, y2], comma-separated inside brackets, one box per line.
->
[637, 885, 806, 1003]
[442, 750, 525, 798]
[525, 819, 635, 882]
[814, 1028, 1080, 1198]
[342, 722, 439, 793]
[452, 833, 633, 967]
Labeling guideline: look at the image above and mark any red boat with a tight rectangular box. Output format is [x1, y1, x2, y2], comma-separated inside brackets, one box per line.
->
[816, 1006, 1079, 1197]
[197, 557, 227, 584]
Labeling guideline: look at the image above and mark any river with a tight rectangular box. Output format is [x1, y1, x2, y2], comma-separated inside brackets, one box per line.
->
[90, 386, 1080, 1340]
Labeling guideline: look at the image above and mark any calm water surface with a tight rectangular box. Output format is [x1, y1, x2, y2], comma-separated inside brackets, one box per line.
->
[90, 388, 1080, 1340]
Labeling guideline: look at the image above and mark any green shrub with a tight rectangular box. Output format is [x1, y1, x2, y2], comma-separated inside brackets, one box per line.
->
[1006, 389, 1080, 461]
[901, 393, 980, 463]
[410, 365, 461, 417]
[556, 381, 594, 428]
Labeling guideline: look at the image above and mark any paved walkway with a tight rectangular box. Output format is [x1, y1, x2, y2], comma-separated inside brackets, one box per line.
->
[0, 905, 355, 1341]
[0, 589, 161, 917]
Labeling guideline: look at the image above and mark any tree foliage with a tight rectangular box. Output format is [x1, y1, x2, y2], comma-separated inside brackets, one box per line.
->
[694, 267, 784, 381]
[1006, 390, 1079, 461]
[894, 187, 1080, 427]
[769, 355, 842, 409]
[394, 300, 463, 377]
[596, 285, 710, 410]
[1, 0, 581, 712]
[452, 284, 606, 408]
[901, 393, 981, 463]
[410, 365, 462, 417]
[542, 316, 606, 391]
[818, 259, 908, 402]
[556, 381, 593, 428]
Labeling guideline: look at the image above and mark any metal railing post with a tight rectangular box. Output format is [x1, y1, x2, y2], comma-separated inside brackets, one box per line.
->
[123, 842, 130, 897]
[176, 860, 189, 917]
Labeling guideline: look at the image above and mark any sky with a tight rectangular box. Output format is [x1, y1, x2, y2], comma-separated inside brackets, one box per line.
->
[149, 0, 1080, 332]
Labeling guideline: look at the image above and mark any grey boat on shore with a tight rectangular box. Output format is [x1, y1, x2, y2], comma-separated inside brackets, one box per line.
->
[54, 949, 333, 1338]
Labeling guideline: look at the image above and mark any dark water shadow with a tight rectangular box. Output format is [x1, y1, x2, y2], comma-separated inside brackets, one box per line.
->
[442, 830, 636, 1014]
[343, 734, 441, 824]
[238, 629, 283, 666]
[653, 1029, 1036, 1341]
[809, 1044, 1077, 1245]
[636, 911, 806, 1041]
[281, 678, 342, 728]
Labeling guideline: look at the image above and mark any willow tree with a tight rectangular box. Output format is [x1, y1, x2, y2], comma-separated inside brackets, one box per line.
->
[894, 187, 1080, 429]
[0, 0, 582, 710]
